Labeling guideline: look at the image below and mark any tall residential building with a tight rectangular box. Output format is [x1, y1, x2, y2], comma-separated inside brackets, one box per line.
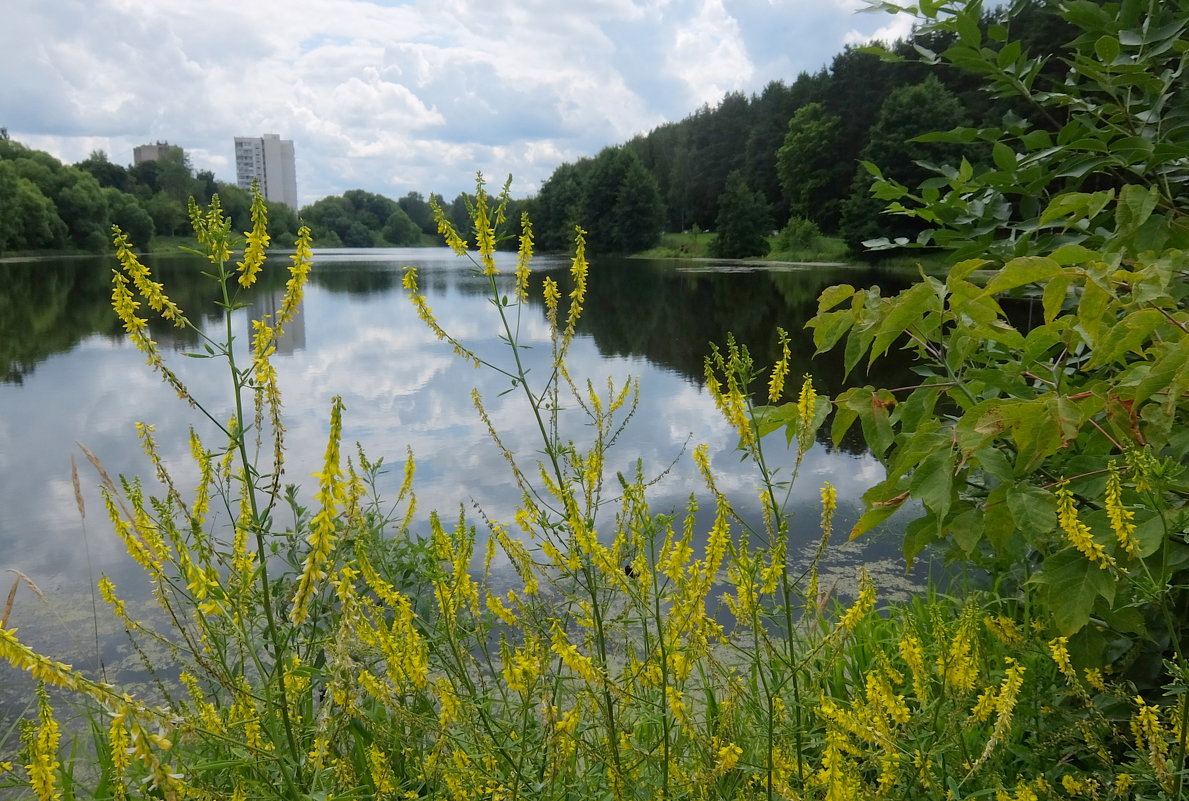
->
[133, 141, 182, 165]
[234, 134, 297, 210]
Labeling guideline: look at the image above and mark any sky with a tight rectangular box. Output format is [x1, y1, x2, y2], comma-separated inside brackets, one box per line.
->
[1, 0, 914, 207]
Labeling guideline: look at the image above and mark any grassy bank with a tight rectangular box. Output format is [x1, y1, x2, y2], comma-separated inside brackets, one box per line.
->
[633, 230, 873, 265]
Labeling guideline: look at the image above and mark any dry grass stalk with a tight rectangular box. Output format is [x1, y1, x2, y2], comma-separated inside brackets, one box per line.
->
[71, 453, 85, 519]
[1, 569, 46, 629]
[77, 440, 132, 520]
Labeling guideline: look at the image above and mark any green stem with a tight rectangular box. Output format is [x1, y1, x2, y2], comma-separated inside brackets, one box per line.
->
[217, 259, 304, 793]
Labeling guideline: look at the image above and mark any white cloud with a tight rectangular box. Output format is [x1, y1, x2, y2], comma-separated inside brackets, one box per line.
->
[843, 15, 916, 46]
[1, 0, 926, 205]
[667, 0, 754, 107]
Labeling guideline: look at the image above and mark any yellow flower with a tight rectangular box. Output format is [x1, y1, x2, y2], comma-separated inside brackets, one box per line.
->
[1131, 695, 1172, 792]
[562, 227, 589, 350]
[277, 226, 313, 330]
[1105, 463, 1140, 558]
[236, 187, 270, 288]
[1056, 480, 1116, 569]
[514, 212, 534, 301]
[291, 396, 346, 624]
[112, 226, 186, 326]
[767, 328, 791, 402]
[1048, 636, 1077, 682]
[837, 567, 875, 631]
[25, 686, 61, 801]
[430, 196, 469, 255]
[796, 373, 818, 454]
[968, 657, 1025, 775]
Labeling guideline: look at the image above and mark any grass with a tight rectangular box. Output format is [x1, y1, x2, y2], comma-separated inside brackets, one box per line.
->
[633, 231, 852, 265]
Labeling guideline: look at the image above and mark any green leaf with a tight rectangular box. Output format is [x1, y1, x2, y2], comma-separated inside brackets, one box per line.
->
[1035, 548, 1116, 635]
[850, 480, 911, 540]
[808, 310, 854, 353]
[1007, 483, 1057, 542]
[870, 282, 938, 364]
[976, 446, 1016, 482]
[992, 141, 1016, 171]
[946, 258, 990, 286]
[903, 516, 939, 568]
[1115, 184, 1159, 238]
[1094, 34, 1121, 63]
[982, 256, 1064, 295]
[1048, 244, 1097, 265]
[1076, 279, 1113, 345]
[983, 485, 1017, 553]
[1042, 274, 1073, 323]
[1086, 308, 1164, 367]
[948, 507, 984, 555]
[817, 284, 855, 312]
[1134, 337, 1189, 406]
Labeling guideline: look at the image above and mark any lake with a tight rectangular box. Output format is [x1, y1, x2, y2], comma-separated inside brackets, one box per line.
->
[0, 247, 925, 691]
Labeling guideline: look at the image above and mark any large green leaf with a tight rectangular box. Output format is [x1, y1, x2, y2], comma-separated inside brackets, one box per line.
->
[869, 282, 941, 364]
[909, 446, 956, 520]
[982, 256, 1064, 295]
[1034, 548, 1118, 635]
[1007, 483, 1057, 544]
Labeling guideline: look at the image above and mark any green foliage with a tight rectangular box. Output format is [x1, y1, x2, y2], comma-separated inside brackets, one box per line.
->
[838, 75, 968, 252]
[810, 244, 1189, 641]
[772, 216, 823, 254]
[807, 1, 1189, 706]
[776, 102, 845, 226]
[0, 160, 68, 253]
[102, 186, 155, 245]
[536, 146, 664, 254]
[710, 171, 772, 259]
[858, 0, 1189, 259]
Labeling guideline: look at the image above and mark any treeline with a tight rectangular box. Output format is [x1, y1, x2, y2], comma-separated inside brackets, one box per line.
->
[0, 135, 303, 255]
[0, 129, 529, 256]
[532, 0, 1081, 256]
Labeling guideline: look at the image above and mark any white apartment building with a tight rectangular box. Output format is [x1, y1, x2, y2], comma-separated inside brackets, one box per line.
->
[234, 134, 298, 210]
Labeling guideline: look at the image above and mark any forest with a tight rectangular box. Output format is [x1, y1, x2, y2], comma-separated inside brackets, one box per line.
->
[1, 1, 1083, 261]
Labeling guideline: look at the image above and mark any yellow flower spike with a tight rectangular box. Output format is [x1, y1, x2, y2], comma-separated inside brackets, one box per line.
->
[767, 327, 791, 403]
[24, 686, 61, 801]
[1132, 695, 1173, 792]
[113, 227, 186, 326]
[430, 195, 469, 256]
[939, 611, 980, 693]
[277, 225, 313, 331]
[837, 567, 875, 631]
[562, 227, 589, 350]
[542, 276, 561, 330]
[194, 194, 234, 265]
[472, 176, 498, 275]
[899, 632, 929, 701]
[514, 212, 534, 302]
[1056, 480, 1117, 570]
[236, 187, 270, 288]
[367, 743, 397, 797]
[796, 373, 818, 455]
[291, 395, 346, 624]
[1105, 463, 1140, 558]
[550, 621, 602, 685]
[1048, 636, 1077, 683]
[968, 657, 1026, 776]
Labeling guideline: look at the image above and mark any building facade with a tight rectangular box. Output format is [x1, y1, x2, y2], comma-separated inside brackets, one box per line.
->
[133, 141, 182, 165]
[234, 134, 297, 210]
